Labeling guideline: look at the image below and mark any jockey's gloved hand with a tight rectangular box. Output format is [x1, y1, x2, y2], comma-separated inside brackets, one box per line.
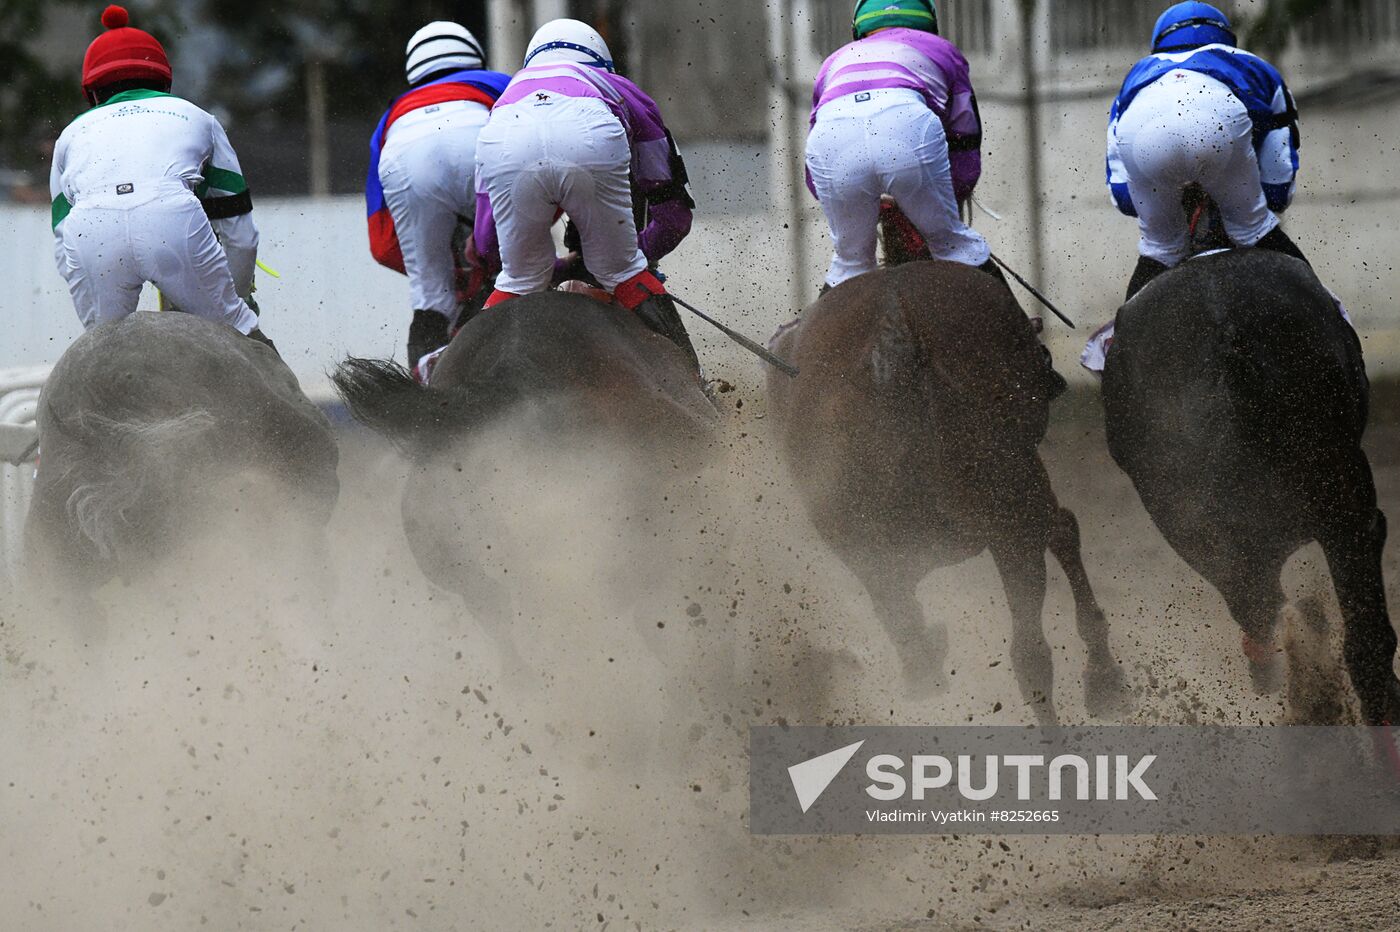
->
[552, 252, 595, 287]
[633, 292, 701, 373]
[246, 327, 279, 357]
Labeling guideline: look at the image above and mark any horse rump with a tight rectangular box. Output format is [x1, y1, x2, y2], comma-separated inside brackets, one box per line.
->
[1105, 249, 1365, 473]
[27, 314, 340, 585]
[40, 405, 219, 561]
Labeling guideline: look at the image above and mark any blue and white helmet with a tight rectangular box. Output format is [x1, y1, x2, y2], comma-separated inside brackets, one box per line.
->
[523, 18, 614, 72]
[1151, 2, 1237, 52]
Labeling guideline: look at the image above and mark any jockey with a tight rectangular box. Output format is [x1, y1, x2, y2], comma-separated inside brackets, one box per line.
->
[50, 5, 274, 349]
[472, 19, 700, 369]
[1107, 2, 1307, 299]
[806, 0, 997, 292]
[366, 22, 512, 369]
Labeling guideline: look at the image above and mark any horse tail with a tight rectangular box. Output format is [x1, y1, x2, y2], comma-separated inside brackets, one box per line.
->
[331, 357, 467, 461]
[47, 407, 219, 560]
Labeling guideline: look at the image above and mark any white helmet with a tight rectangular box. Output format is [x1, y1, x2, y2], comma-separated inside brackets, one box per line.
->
[405, 21, 484, 84]
[523, 18, 614, 72]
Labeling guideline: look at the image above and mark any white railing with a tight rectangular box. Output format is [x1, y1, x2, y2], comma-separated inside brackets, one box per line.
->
[0, 366, 49, 582]
[0, 365, 354, 584]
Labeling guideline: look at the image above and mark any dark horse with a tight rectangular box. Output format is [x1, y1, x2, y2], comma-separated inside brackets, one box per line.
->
[767, 259, 1128, 723]
[26, 312, 340, 596]
[332, 291, 718, 670]
[1102, 241, 1399, 724]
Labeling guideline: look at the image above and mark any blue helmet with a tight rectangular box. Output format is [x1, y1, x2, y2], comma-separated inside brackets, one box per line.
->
[1151, 2, 1237, 52]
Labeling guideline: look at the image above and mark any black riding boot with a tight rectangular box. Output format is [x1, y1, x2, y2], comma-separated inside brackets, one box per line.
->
[1254, 226, 1310, 266]
[633, 293, 701, 371]
[246, 327, 279, 357]
[408, 309, 452, 369]
[1125, 255, 1170, 301]
[976, 259, 1066, 401]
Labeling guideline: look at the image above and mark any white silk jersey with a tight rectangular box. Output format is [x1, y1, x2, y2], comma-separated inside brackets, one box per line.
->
[49, 89, 258, 296]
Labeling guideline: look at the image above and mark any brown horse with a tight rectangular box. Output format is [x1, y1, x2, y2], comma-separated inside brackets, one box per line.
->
[766, 260, 1128, 723]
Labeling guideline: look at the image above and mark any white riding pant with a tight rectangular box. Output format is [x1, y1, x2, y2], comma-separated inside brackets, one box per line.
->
[476, 95, 646, 295]
[379, 100, 490, 318]
[806, 88, 990, 287]
[1115, 69, 1278, 266]
[55, 181, 258, 334]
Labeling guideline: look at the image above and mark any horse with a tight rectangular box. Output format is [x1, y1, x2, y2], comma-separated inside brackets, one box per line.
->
[1101, 235, 1399, 725]
[25, 312, 340, 601]
[331, 290, 719, 672]
[766, 257, 1128, 724]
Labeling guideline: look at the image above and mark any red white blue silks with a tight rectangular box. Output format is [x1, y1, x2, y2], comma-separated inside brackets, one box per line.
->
[366, 68, 511, 273]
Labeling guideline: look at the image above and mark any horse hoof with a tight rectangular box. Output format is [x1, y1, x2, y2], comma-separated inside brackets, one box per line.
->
[1248, 657, 1285, 695]
[1085, 665, 1134, 719]
[902, 665, 947, 699]
[1368, 726, 1400, 782]
[1033, 702, 1060, 727]
[900, 627, 949, 698]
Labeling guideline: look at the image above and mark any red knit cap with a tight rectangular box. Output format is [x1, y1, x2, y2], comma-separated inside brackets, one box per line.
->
[81, 5, 172, 93]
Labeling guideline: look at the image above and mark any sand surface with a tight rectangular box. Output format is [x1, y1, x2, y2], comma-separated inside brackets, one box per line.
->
[3, 385, 1398, 930]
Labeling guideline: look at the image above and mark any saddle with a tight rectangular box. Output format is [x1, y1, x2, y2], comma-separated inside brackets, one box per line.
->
[556, 279, 613, 304]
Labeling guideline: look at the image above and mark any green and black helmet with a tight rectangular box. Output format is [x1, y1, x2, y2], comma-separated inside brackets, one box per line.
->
[852, 0, 939, 40]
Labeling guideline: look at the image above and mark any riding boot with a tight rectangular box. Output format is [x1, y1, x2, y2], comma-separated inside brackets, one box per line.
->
[633, 292, 701, 371]
[407, 309, 452, 369]
[246, 327, 279, 357]
[976, 259, 1066, 401]
[1254, 226, 1310, 266]
[1125, 255, 1170, 301]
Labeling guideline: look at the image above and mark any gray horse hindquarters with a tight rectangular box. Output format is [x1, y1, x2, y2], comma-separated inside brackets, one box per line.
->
[767, 261, 1128, 723]
[1102, 248, 1398, 724]
[25, 313, 340, 589]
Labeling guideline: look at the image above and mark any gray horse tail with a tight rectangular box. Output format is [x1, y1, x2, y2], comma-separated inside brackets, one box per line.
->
[331, 357, 469, 461]
[53, 408, 219, 560]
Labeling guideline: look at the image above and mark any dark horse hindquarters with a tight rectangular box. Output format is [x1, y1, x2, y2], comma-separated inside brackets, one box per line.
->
[767, 260, 1128, 722]
[26, 313, 340, 591]
[332, 292, 720, 673]
[1102, 248, 1399, 724]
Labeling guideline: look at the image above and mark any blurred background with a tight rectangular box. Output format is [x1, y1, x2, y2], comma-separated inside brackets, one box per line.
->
[0, 0, 1395, 389]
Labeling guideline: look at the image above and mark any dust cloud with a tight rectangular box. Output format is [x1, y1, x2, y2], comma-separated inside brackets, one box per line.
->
[2, 382, 1398, 930]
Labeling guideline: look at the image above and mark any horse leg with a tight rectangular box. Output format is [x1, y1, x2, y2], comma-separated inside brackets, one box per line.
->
[989, 539, 1056, 724]
[22, 480, 110, 645]
[452, 562, 530, 678]
[1047, 506, 1132, 718]
[1320, 506, 1400, 726]
[401, 482, 530, 678]
[1281, 593, 1352, 725]
[983, 455, 1061, 724]
[1216, 566, 1288, 694]
[430, 558, 528, 680]
[852, 553, 946, 699]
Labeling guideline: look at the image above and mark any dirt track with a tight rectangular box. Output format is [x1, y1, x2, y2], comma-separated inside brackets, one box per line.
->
[2, 389, 1398, 930]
